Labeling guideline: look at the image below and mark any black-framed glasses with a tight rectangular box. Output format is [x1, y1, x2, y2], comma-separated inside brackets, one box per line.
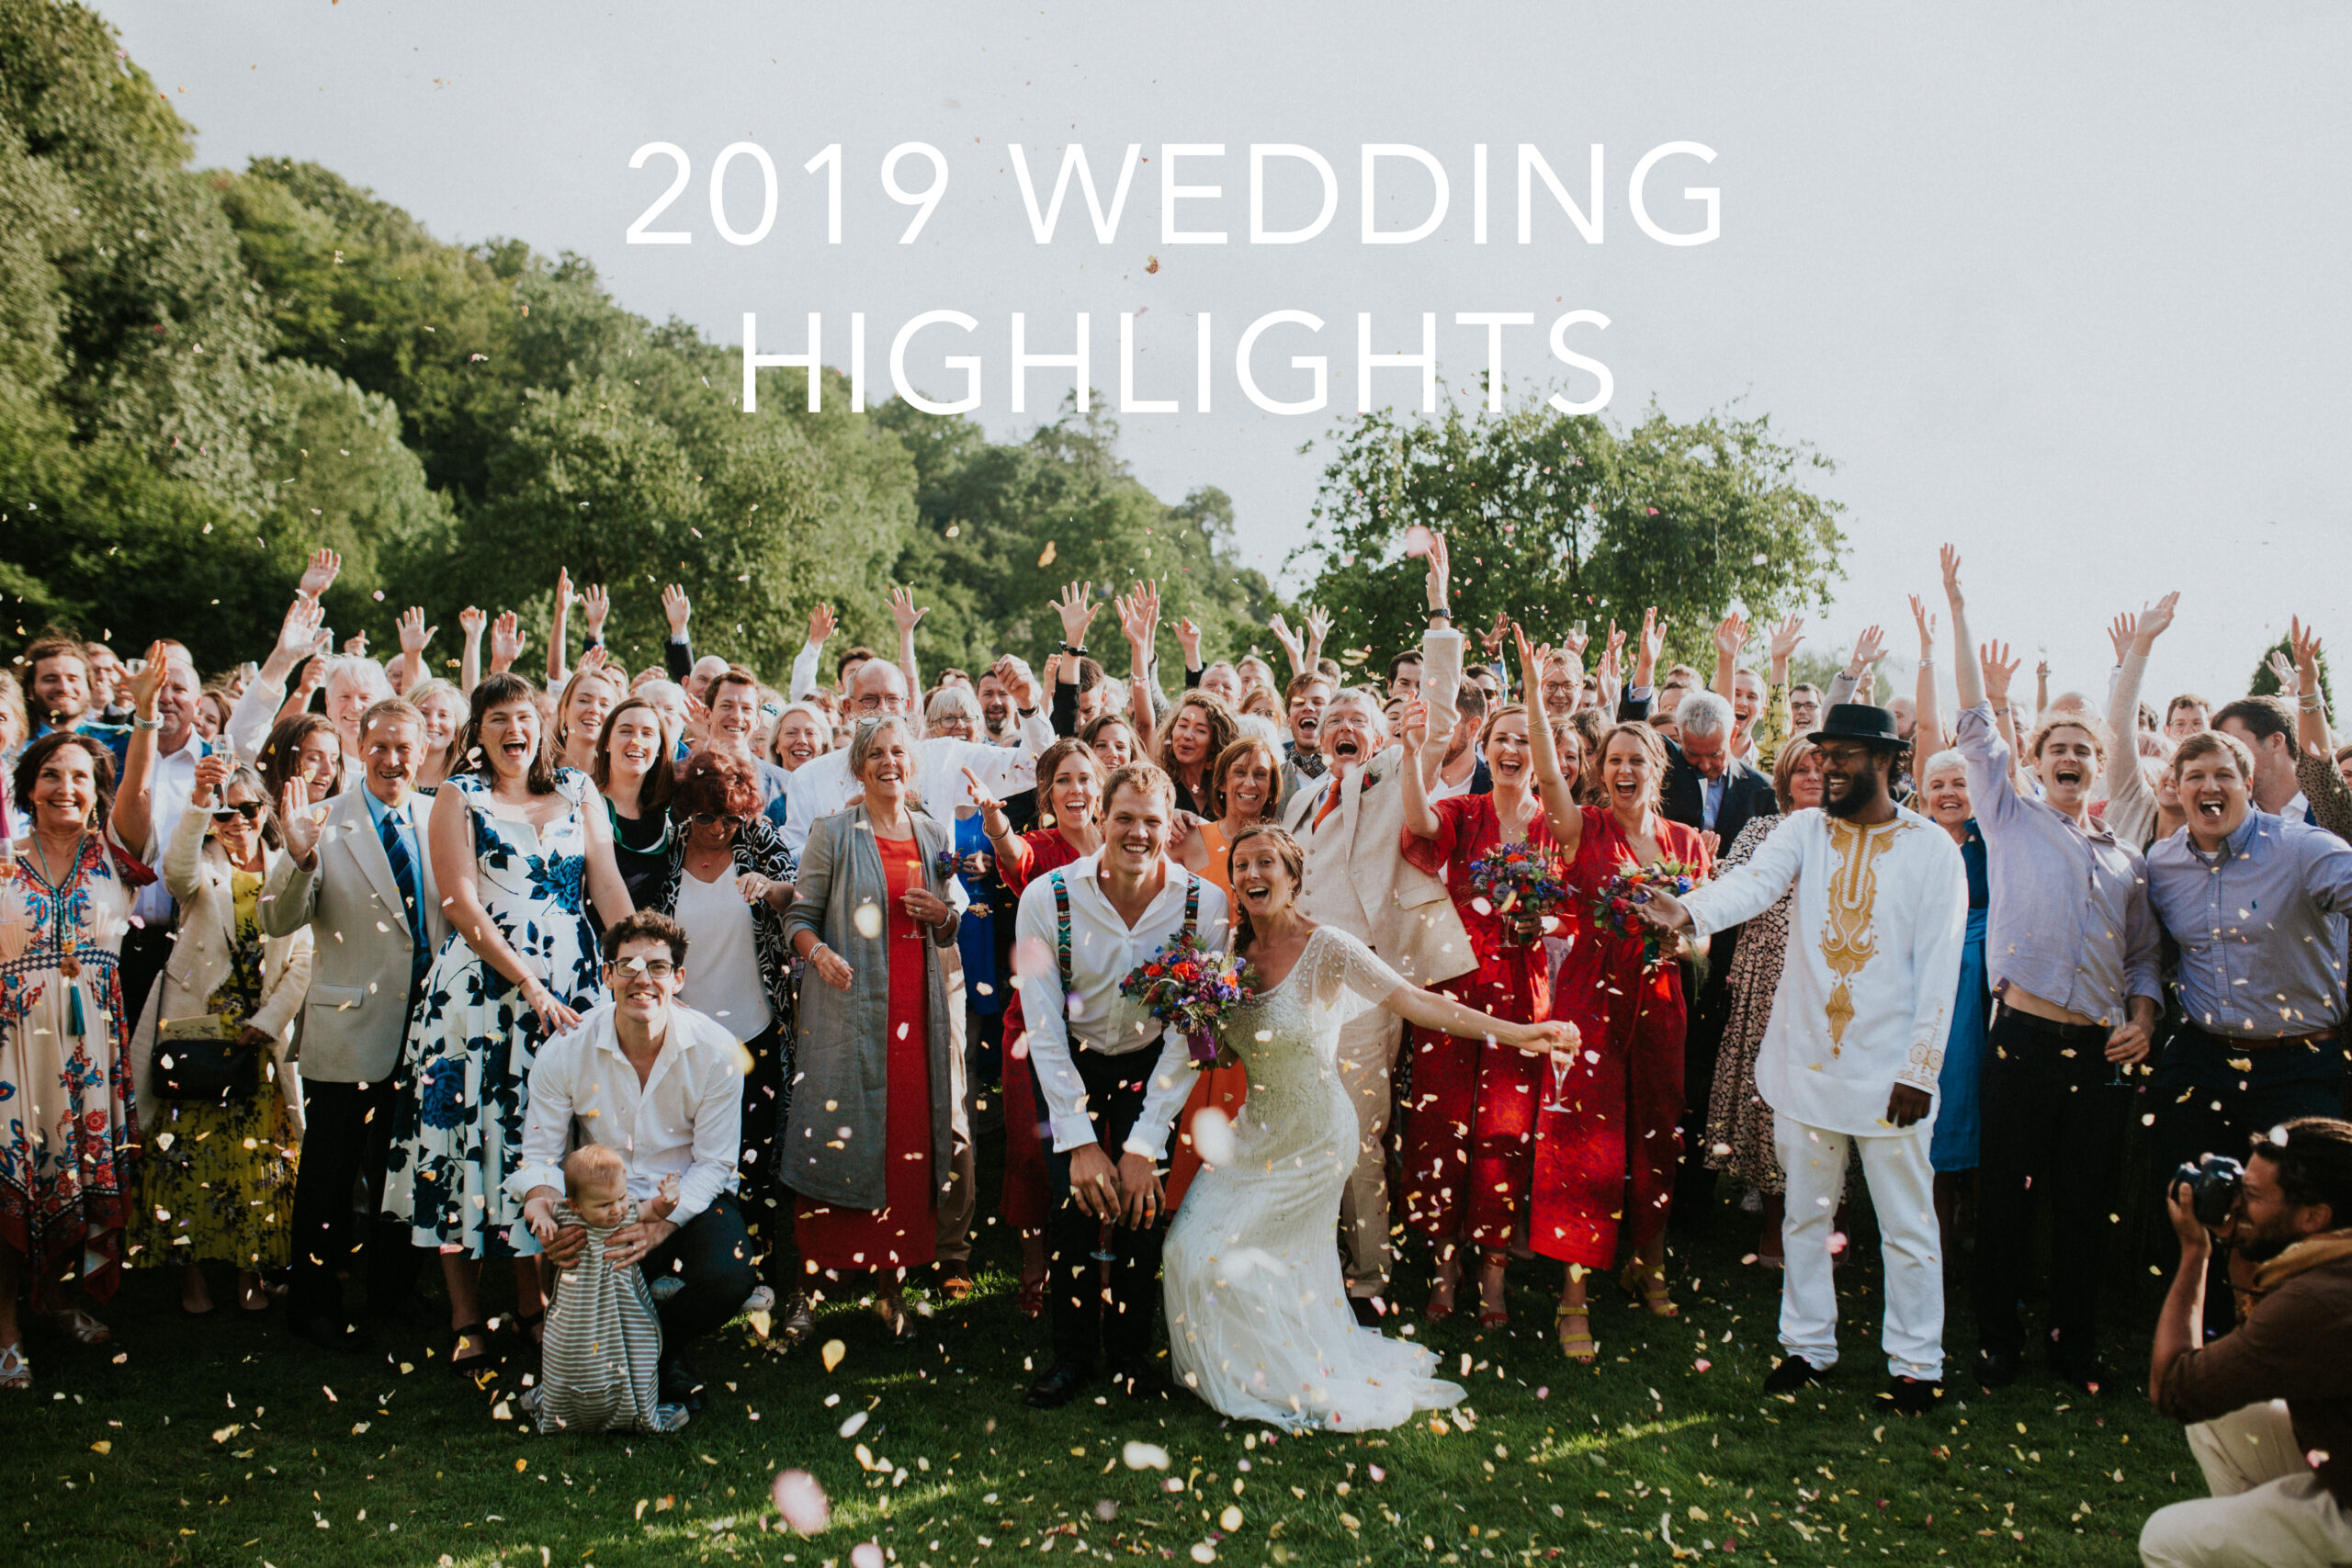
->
[607, 957, 679, 980]
[210, 802, 265, 823]
[685, 811, 747, 829]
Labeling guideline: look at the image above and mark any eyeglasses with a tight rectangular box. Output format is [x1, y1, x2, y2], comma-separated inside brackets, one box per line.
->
[685, 811, 746, 829]
[609, 958, 679, 979]
[210, 802, 265, 822]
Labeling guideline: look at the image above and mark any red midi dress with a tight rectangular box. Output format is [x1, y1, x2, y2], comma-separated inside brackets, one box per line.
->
[1396, 794, 1557, 1249]
[1528, 807, 1710, 1269]
[795, 836, 938, 1273]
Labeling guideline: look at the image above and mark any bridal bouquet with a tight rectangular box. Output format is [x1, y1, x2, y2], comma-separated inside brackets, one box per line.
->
[1118, 932, 1258, 1066]
[1464, 842, 1571, 944]
[1591, 860, 1703, 967]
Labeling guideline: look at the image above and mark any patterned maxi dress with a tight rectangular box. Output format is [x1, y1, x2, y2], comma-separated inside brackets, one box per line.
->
[130, 870, 300, 1271]
[0, 834, 145, 1306]
[1703, 814, 1792, 1194]
[1396, 794, 1557, 1249]
[384, 769, 605, 1258]
[1533, 807, 1712, 1268]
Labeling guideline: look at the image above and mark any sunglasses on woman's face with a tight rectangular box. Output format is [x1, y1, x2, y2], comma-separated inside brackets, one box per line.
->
[210, 801, 265, 823]
[686, 811, 746, 829]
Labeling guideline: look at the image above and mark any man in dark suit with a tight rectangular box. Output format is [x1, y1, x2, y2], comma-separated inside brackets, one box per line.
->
[1619, 686, 1778, 1234]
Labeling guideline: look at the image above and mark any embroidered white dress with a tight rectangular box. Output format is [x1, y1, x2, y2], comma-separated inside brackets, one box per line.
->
[1163, 927, 1465, 1430]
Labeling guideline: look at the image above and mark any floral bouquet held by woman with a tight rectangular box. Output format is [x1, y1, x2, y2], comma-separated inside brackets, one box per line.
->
[1591, 861, 1704, 970]
[1464, 842, 1572, 947]
[1118, 932, 1259, 1066]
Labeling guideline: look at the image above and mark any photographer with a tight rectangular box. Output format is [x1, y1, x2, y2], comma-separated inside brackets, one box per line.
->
[2141, 1117, 2352, 1566]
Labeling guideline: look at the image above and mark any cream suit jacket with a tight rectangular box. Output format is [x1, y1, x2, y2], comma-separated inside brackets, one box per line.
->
[259, 785, 448, 1085]
[1282, 625, 1475, 988]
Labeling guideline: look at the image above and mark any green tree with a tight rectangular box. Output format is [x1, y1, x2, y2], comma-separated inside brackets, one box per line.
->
[1293, 396, 1847, 680]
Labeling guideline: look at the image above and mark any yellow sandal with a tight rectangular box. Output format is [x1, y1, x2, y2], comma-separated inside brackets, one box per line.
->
[1620, 1261, 1679, 1319]
[1555, 1303, 1596, 1363]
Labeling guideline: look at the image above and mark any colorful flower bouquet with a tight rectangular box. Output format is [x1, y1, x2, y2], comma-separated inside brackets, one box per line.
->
[1591, 860, 1702, 967]
[1118, 931, 1259, 1066]
[1465, 842, 1572, 945]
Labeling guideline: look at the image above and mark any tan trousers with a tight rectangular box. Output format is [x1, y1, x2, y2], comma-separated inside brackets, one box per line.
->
[2139, 1399, 2352, 1566]
[1335, 1008, 1403, 1299]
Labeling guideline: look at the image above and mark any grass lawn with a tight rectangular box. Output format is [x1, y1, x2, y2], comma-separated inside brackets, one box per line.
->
[9, 1201, 2199, 1568]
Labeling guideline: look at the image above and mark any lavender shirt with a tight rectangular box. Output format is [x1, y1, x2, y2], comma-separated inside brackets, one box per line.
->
[2145, 810, 2352, 1039]
[1956, 704, 2161, 1021]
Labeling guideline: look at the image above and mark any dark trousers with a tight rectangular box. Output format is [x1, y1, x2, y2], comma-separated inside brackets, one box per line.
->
[1971, 1008, 2128, 1365]
[1037, 1049, 1165, 1374]
[641, 1193, 758, 1351]
[117, 921, 174, 1043]
[1674, 946, 1737, 1233]
[287, 1076, 417, 1321]
[735, 1023, 796, 1288]
[2150, 1023, 2349, 1330]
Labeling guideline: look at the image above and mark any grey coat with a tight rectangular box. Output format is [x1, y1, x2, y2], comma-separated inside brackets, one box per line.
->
[779, 804, 963, 1212]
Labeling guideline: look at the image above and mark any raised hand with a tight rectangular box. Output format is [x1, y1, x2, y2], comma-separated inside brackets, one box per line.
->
[991, 654, 1041, 713]
[1636, 607, 1667, 683]
[1175, 615, 1203, 668]
[2108, 611, 2137, 666]
[553, 566, 572, 618]
[1979, 639, 2021, 705]
[341, 633, 368, 659]
[2291, 615, 2323, 692]
[581, 583, 610, 638]
[576, 645, 612, 680]
[2135, 592, 2179, 649]
[298, 547, 341, 600]
[1301, 602, 1332, 653]
[1563, 626, 1590, 660]
[1908, 595, 1937, 658]
[274, 595, 328, 665]
[1847, 624, 1888, 674]
[1398, 697, 1434, 755]
[1050, 581, 1101, 648]
[1267, 613, 1303, 671]
[2268, 648, 2300, 700]
[959, 764, 1006, 821]
[279, 778, 323, 865]
[1713, 611, 1748, 660]
[458, 605, 486, 643]
[1420, 530, 1452, 615]
[397, 606, 436, 659]
[806, 601, 838, 648]
[1481, 609, 1511, 659]
[1939, 544, 1964, 611]
[1770, 614, 1805, 664]
[662, 583, 692, 639]
[889, 585, 928, 637]
[1115, 585, 1155, 651]
[490, 611, 526, 673]
[191, 752, 233, 807]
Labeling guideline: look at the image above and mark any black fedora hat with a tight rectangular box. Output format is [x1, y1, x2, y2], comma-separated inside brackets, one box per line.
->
[1807, 703, 1904, 749]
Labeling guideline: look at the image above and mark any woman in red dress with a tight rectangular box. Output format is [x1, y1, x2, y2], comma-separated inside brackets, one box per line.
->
[969, 738, 1103, 1316]
[1396, 701, 1565, 1328]
[786, 719, 961, 1337]
[1519, 627, 1712, 1361]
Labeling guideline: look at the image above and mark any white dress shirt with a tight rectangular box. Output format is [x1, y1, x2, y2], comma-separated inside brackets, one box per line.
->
[769, 709, 1056, 856]
[1012, 852, 1232, 1159]
[1677, 807, 1967, 1136]
[503, 1000, 745, 1224]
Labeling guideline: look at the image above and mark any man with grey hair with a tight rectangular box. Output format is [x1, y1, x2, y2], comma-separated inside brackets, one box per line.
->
[1281, 536, 1474, 1323]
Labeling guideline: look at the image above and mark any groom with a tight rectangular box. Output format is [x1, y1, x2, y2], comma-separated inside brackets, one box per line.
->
[1013, 761, 1231, 1408]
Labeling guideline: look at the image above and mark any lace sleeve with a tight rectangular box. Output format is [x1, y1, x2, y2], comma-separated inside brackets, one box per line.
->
[1312, 927, 1408, 1022]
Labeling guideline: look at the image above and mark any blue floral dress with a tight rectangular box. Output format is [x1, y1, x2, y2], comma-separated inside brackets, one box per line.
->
[383, 769, 604, 1258]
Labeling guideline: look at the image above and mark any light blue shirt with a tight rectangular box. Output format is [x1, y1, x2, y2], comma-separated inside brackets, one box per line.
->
[2145, 810, 2352, 1038]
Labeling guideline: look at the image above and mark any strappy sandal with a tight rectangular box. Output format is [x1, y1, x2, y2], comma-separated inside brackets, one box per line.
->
[0, 1342, 28, 1390]
[1015, 1273, 1047, 1320]
[1474, 1250, 1510, 1329]
[1619, 1261, 1679, 1319]
[449, 1321, 494, 1378]
[1555, 1303, 1597, 1364]
[48, 1306, 110, 1345]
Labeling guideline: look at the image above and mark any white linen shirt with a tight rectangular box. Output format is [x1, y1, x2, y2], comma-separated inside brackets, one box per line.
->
[769, 710, 1057, 856]
[1678, 806, 1968, 1137]
[503, 1000, 745, 1224]
[1012, 852, 1231, 1160]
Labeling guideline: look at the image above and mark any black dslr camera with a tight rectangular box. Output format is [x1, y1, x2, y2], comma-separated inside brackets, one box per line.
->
[2173, 1153, 2245, 1229]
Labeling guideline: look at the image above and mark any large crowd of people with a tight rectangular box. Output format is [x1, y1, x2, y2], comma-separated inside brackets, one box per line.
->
[1, 538, 2346, 1565]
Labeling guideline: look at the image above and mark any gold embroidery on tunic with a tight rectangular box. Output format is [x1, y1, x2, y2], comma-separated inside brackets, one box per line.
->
[1818, 818, 1901, 1054]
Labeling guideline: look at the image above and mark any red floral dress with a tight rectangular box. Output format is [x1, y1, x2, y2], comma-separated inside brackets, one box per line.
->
[1528, 807, 1710, 1269]
[1396, 794, 1558, 1248]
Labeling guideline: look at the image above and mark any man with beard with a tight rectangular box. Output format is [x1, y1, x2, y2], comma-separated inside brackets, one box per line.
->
[1013, 762, 1229, 1407]
[1281, 535, 1473, 1323]
[1636, 704, 1966, 1414]
[2141, 1117, 2352, 1566]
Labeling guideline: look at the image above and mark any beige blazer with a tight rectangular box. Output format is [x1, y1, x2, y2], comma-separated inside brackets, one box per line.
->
[131, 807, 314, 1135]
[1283, 625, 1474, 988]
[258, 785, 447, 1085]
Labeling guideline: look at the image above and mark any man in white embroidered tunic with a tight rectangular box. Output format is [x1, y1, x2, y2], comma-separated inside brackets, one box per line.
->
[1640, 704, 1967, 1414]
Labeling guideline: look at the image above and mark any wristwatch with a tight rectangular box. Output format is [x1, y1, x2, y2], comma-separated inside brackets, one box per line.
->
[1060, 642, 1087, 658]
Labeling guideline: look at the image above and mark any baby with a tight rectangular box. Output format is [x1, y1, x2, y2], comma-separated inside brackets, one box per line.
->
[520, 1145, 688, 1435]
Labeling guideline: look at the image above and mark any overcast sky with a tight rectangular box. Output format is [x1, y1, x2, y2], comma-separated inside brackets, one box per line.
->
[100, 1, 2351, 709]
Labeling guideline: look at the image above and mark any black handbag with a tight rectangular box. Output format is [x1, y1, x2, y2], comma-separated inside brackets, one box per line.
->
[153, 1017, 262, 1101]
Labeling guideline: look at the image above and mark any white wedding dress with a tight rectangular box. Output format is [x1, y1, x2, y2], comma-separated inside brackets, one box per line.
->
[1163, 926, 1466, 1430]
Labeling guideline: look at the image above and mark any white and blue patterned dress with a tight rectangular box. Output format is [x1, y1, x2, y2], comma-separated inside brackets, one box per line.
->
[384, 768, 604, 1258]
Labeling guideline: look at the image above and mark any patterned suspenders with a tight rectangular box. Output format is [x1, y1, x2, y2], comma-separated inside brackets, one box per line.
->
[1048, 868, 1202, 994]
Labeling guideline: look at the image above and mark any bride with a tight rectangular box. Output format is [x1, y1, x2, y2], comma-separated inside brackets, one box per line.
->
[1163, 823, 1578, 1430]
